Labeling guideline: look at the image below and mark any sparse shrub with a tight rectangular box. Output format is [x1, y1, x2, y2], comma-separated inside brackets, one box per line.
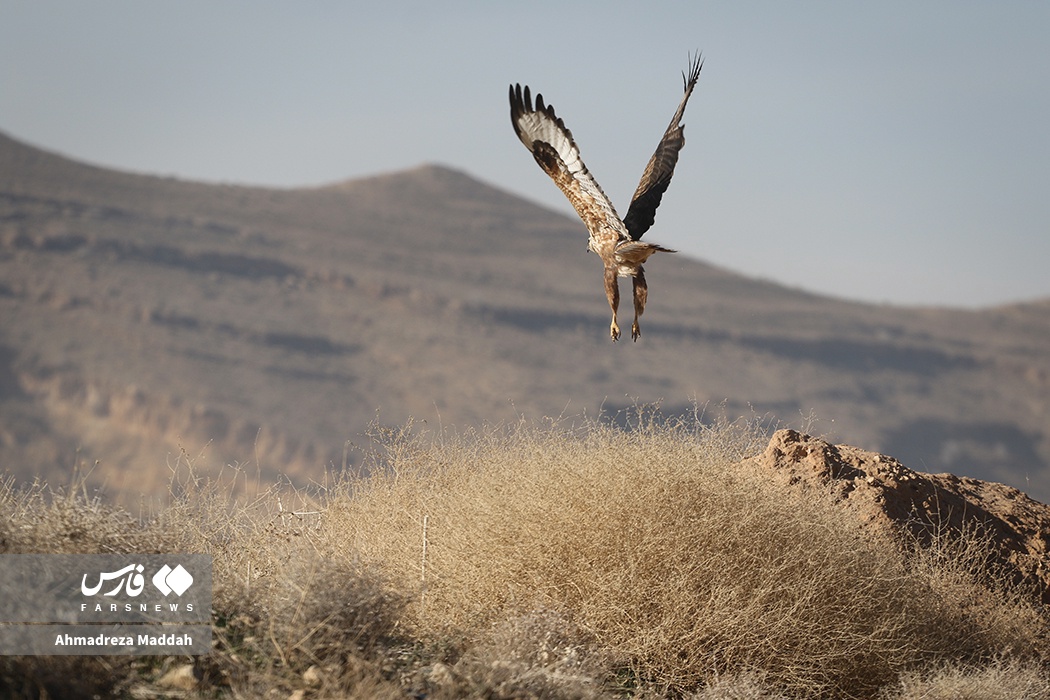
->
[0, 475, 169, 554]
[154, 470, 410, 697]
[428, 608, 614, 699]
[901, 516, 1049, 666]
[693, 670, 787, 699]
[332, 413, 1049, 697]
[882, 660, 1050, 700]
[1, 413, 1047, 698]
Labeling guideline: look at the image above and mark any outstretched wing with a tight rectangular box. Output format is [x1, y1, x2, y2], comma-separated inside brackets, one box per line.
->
[509, 83, 627, 243]
[622, 52, 703, 241]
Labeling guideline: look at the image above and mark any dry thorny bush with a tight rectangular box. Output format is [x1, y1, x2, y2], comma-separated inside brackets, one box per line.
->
[1, 410, 1048, 698]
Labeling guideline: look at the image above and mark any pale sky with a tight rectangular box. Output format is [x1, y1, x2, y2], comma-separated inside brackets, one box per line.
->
[3, 1, 1047, 308]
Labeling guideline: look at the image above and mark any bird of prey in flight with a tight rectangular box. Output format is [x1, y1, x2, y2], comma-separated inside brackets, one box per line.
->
[509, 53, 703, 341]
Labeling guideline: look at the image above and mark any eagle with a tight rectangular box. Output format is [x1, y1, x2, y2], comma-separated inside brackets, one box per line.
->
[509, 53, 703, 341]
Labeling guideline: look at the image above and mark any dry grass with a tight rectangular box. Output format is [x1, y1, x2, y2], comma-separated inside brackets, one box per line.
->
[882, 660, 1050, 700]
[332, 413, 1048, 697]
[1, 412, 1047, 698]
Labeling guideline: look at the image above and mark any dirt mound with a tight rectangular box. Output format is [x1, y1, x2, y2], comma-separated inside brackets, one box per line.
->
[748, 429, 1050, 603]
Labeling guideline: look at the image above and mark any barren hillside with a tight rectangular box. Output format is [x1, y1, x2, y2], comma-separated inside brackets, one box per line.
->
[1, 130, 1048, 503]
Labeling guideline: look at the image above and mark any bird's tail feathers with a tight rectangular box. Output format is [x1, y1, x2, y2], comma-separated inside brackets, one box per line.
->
[615, 240, 677, 264]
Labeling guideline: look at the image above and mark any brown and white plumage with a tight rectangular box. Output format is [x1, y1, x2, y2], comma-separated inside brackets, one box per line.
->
[510, 53, 703, 341]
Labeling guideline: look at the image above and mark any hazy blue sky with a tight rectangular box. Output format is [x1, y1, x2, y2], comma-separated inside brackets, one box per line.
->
[3, 2, 1047, 308]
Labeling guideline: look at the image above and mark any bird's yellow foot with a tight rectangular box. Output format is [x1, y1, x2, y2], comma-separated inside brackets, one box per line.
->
[610, 321, 620, 342]
[631, 323, 641, 341]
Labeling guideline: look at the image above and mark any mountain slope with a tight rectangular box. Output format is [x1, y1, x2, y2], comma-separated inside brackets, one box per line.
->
[1, 131, 1048, 503]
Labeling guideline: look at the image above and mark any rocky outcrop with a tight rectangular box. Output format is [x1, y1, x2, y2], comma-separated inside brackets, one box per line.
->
[749, 429, 1050, 603]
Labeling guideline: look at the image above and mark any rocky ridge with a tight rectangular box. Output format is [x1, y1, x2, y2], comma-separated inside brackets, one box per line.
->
[749, 429, 1050, 603]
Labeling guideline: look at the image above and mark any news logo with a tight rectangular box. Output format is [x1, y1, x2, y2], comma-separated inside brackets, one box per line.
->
[78, 563, 195, 598]
[0, 554, 212, 655]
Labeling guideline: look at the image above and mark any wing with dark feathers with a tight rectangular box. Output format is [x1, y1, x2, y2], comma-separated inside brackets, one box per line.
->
[509, 83, 627, 243]
[622, 52, 703, 241]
